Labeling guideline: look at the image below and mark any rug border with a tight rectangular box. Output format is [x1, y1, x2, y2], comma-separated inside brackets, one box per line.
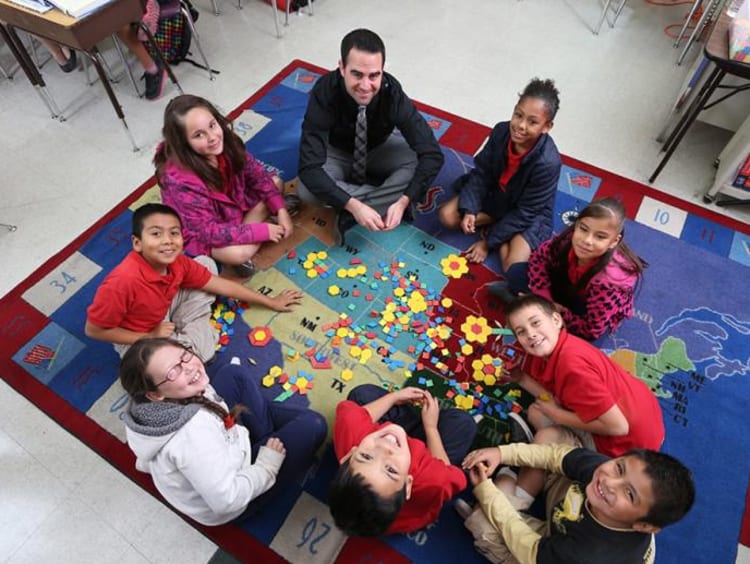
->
[2, 58, 749, 564]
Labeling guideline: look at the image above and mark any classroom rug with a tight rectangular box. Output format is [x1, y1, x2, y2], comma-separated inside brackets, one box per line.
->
[2, 60, 750, 564]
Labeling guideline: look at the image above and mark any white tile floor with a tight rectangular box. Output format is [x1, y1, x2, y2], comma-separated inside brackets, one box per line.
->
[1, 0, 749, 561]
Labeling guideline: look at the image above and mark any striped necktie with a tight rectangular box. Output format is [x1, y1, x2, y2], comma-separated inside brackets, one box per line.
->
[351, 105, 367, 184]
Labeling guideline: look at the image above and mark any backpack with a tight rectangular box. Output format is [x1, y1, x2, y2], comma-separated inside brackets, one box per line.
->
[145, 0, 217, 72]
[148, 10, 191, 65]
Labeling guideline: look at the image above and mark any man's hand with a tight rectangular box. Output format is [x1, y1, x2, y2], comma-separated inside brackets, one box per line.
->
[461, 213, 476, 234]
[384, 196, 410, 230]
[149, 322, 175, 338]
[268, 289, 304, 311]
[462, 447, 502, 477]
[347, 199, 385, 231]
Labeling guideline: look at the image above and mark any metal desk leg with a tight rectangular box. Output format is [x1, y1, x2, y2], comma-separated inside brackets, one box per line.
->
[649, 66, 724, 183]
[273, 0, 281, 37]
[84, 47, 139, 152]
[112, 34, 140, 95]
[594, 0, 616, 35]
[0, 24, 61, 119]
[138, 22, 182, 94]
[674, 0, 703, 48]
[0, 58, 11, 79]
[181, 3, 214, 80]
[677, 0, 723, 65]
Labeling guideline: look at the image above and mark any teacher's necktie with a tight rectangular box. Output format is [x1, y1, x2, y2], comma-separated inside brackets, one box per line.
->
[351, 105, 367, 184]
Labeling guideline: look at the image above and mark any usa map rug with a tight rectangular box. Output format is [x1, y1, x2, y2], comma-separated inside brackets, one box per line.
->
[2, 60, 750, 563]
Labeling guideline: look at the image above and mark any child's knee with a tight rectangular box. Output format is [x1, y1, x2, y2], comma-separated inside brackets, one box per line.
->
[438, 203, 461, 228]
[346, 383, 382, 404]
[533, 425, 578, 447]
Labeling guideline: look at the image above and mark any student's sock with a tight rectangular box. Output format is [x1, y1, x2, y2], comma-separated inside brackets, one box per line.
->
[511, 486, 535, 511]
[504, 262, 529, 294]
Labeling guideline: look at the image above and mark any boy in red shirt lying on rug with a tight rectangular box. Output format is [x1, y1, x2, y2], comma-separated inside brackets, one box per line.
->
[85, 203, 303, 362]
[329, 383, 477, 536]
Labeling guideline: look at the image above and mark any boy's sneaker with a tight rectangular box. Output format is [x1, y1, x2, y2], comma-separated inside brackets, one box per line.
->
[507, 412, 534, 444]
[143, 64, 166, 100]
[229, 260, 256, 278]
[283, 193, 303, 217]
[487, 280, 516, 303]
[334, 210, 356, 246]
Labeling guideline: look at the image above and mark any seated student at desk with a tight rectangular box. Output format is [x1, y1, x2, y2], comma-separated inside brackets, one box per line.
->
[116, 0, 165, 101]
[37, 37, 77, 72]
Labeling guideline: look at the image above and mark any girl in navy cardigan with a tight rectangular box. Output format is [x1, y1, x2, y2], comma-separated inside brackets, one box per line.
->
[439, 78, 561, 296]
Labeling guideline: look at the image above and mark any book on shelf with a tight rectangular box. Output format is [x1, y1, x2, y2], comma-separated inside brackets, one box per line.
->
[46, 0, 113, 18]
[7, 0, 54, 13]
[732, 153, 750, 188]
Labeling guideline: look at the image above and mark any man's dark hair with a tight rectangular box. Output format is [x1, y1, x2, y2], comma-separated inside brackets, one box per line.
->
[131, 203, 182, 238]
[626, 449, 696, 528]
[328, 458, 406, 536]
[340, 29, 386, 66]
[519, 77, 560, 122]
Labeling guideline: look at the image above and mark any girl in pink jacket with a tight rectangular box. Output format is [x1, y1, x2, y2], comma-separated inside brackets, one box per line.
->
[154, 95, 294, 278]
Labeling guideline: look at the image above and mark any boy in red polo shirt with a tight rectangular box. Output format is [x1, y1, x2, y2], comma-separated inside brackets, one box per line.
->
[85, 203, 303, 361]
[329, 383, 477, 536]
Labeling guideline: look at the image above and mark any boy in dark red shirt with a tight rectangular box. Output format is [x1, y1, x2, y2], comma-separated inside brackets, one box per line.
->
[329, 384, 477, 536]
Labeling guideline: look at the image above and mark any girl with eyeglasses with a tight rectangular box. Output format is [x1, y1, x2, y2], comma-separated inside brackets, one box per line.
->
[119, 337, 327, 525]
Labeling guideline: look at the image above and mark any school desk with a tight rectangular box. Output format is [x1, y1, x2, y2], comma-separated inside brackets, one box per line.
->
[0, 0, 182, 150]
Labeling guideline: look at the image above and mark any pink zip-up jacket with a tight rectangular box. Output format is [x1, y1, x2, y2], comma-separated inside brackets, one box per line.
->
[160, 153, 285, 257]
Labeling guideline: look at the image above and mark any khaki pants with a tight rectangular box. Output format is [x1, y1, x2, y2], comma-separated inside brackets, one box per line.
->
[464, 472, 572, 564]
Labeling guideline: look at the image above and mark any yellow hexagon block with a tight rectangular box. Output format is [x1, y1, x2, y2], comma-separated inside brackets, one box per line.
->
[341, 369, 353, 381]
[262, 375, 276, 387]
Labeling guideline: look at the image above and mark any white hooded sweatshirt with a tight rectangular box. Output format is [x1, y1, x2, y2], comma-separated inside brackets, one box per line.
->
[122, 385, 284, 525]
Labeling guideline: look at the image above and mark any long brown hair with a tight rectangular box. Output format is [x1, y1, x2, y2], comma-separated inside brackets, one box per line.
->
[153, 94, 247, 191]
[548, 197, 647, 292]
[120, 337, 246, 423]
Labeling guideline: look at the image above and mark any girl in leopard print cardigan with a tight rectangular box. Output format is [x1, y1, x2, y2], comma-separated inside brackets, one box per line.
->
[527, 197, 646, 340]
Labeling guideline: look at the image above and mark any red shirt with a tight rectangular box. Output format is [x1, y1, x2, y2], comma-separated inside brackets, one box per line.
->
[498, 139, 531, 189]
[333, 401, 466, 534]
[87, 251, 213, 332]
[526, 329, 664, 456]
[566, 246, 597, 287]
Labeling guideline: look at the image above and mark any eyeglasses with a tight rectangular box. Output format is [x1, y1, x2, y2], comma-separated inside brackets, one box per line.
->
[153, 347, 195, 388]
